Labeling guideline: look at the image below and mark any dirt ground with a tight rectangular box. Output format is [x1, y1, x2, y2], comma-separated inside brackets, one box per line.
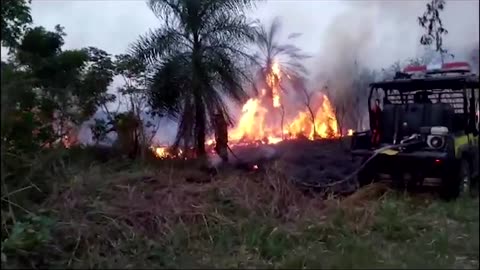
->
[225, 138, 361, 194]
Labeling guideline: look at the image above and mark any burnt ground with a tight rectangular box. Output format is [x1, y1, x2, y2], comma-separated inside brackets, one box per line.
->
[226, 138, 362, 194]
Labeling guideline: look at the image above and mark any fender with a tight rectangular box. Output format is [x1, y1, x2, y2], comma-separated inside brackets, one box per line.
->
[454, 135, 471, 159]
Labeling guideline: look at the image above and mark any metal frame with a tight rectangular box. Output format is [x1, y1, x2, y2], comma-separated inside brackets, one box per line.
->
[367, 73, 479, 135]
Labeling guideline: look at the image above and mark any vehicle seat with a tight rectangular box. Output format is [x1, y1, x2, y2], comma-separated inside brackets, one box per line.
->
[429, 103, 454, 129]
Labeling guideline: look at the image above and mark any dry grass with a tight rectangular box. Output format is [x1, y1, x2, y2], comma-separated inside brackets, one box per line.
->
[2, 156, 478, 269]
[46, 160, 330, 237]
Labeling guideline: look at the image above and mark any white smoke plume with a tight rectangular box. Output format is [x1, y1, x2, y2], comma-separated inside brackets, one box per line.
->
[311, 0, 479, 131]
[315, 0, 479, 71]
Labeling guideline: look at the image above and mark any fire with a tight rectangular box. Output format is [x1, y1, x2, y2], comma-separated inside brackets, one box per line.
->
[152, 146, 169, 159]
[268, 62, 282, 108]
[150, 146, 184, 159]
[230, 98, 268, 142]
[228, 60, 340, 145]
[286, 95, 339, 139]
[150, 60, 349, 159]
[347, 129, 354, 136]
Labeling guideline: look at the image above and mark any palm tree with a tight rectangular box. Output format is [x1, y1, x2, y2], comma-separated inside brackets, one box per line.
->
[252, 16, 310, 132]
[131, 0, 257, 159]
[253, 17, 309, 98]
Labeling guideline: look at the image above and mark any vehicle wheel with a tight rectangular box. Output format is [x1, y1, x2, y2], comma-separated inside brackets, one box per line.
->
[440, 159, 475, 200]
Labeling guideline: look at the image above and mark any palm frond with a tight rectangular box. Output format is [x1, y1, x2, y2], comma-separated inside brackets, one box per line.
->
[199, 0, 258, 18]
[147, 53, 191, 118]
[132, 0, 259, 155]
[202, 48, 250, 104]
[130, 27, 189, 65]
[250, 16, 311, 98]
[148, 0, 184, 21]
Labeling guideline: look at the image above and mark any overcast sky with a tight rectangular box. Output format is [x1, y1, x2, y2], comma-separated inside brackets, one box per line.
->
[11, 0, 480, 143]
[29, 0, 349, 56]
[28, 0, 478, 67]
[26, 0, 480, 91]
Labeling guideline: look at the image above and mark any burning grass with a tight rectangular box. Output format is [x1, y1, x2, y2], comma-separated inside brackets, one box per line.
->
[2, 156, 478, 269]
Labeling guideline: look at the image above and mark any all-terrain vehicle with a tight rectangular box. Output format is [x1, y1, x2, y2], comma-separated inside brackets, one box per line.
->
[351, 61, 479, 199]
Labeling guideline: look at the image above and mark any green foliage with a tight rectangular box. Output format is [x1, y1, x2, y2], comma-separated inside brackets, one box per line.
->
[2, 215, 55, 252]
[2, 25, 116, 154]
[17, 27, 114, 125]
[0, 0, 32, 49]
[1, 20, 118, 258]
[114, 54, 151, 130]
[115, 53, 146, 84]
[1, 214, 55, 268]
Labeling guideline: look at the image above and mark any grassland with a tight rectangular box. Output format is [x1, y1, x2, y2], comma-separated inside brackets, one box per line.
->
[1, 154, 478, 269]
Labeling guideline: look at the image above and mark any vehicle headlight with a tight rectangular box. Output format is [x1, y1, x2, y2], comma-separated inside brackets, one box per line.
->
[427, 135, 445, 149]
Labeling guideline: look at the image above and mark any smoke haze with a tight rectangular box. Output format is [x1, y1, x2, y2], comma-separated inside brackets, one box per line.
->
[310, 0, 479, 131]
[10, 0, 479, 144]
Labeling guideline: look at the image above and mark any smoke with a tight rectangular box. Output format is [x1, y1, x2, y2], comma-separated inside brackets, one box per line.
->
[316, 0, 478, 70]
[311, 0, 480, 130]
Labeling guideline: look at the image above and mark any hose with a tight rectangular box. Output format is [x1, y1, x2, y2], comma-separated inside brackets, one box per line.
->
[224, 135, 423, 191]
[296, 139, 421, 190]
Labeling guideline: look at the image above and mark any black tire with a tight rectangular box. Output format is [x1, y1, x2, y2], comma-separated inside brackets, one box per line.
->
[440, 159, 475, 200]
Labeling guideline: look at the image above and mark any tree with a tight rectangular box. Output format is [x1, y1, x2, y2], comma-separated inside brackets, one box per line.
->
[1, 62, 46, 153]
[132, 0, 257, 159]
[252, 16, 309, 110]
[1, 0, 32, 50]
[114, 54, 157, 158]
[2, 25, 116, 151]
[418, 0, 451, 63]
[90, 54, 161, 159]
[299, 86, 317, 138]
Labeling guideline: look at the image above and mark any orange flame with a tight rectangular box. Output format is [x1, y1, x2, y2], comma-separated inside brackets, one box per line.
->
[268, 62, 282, 108]
[151, 60, 349, 159]
[152, 146, 169, 158]
[151, 146, 184, 159]
[227, 60, 340, 145]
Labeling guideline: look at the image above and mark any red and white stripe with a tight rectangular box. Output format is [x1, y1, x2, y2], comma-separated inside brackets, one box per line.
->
[403, 64, 427, 75]
[403, 61, 471, 75]
[440, 62, 471, 72]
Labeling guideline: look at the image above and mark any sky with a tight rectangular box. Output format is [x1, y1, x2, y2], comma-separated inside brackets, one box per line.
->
[27, 0, 479, 67]
[28, 0, 348, 56]
[8, 0, 480, 144]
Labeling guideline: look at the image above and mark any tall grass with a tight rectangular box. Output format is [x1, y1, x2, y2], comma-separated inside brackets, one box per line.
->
[1, 148, 478, 269]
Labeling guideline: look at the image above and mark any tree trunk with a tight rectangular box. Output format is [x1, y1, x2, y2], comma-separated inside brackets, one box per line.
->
[307, 106, 316, 138]
[194, 95, 206, 158]
[192, 38, 207, 160]
[264, 62, 274, 109]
